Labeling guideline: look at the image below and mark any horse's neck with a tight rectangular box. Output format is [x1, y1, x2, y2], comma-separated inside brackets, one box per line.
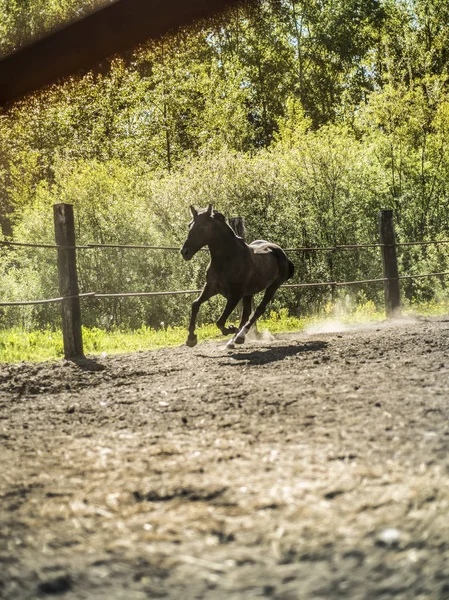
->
[207, 223, 243, 261]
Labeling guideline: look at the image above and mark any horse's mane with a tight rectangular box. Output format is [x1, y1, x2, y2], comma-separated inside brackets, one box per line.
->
[212, 211, 227, 223]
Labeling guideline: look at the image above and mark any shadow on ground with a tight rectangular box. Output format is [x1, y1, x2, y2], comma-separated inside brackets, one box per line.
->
[220, 340, 328, 365]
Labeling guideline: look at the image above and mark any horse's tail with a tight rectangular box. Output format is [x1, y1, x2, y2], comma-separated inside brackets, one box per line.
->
[270, 246, 295, 282]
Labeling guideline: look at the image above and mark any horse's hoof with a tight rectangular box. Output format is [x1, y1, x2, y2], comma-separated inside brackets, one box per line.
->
[226, 339, 236, 350]
[235, 327, 248, 344]
[186, 335, 198, 347]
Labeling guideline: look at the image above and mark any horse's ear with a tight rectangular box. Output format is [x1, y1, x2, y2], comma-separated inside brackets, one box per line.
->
[190, 205, 198, 218]
[206, 204, 213, 216]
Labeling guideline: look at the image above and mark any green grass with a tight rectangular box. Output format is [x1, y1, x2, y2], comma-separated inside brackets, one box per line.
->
[0, 309, 308, 363]
[1, 301, 448, 364]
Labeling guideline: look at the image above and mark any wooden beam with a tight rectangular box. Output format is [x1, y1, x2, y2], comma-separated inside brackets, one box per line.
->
[0, 0, 243, 106]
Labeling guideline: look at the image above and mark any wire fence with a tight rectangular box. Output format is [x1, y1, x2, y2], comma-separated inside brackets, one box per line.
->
[3, 238, 449, 251]
[2, 238, 449, 307]
[2, 205, 449, 358]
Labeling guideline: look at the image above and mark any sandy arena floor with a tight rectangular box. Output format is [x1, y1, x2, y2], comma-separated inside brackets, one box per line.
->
[1, 316, 449, 599]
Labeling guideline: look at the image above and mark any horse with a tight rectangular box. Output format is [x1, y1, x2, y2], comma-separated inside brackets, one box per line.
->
[180, 204, 295, 349]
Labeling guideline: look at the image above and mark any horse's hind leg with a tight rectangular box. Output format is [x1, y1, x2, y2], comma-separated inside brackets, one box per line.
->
[226, 296, 252, 349]
[238, 296, 253, 331]
[216, 295, 241, 336]
[235, 281, 280, 344]
[187, 284, 215, 347]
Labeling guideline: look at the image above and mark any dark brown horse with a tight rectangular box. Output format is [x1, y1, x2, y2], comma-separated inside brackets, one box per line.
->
[180, 204, 294, 348]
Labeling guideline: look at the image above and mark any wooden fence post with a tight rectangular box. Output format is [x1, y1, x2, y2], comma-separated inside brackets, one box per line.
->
[53, 203, 84, 359]
[228, 216, 259, 332]
[228, 216, 246, 239]
[378, 209, 401, 318]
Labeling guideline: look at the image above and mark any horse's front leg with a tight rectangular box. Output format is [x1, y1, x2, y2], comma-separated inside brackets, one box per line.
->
[187, 284, 215, 347]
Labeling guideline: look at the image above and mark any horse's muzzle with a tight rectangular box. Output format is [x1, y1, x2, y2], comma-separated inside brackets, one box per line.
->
[180, 246, 192, 260]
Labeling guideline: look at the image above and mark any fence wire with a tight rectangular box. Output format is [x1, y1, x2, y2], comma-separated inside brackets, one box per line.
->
[0, 292, 96, 307]
[3, 271, 449, 307]
[2, 238, 449, 307]
[3, 238, 449, 251]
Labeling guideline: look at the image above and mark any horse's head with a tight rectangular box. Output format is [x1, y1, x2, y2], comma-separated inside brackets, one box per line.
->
[180, 204, 214, 260]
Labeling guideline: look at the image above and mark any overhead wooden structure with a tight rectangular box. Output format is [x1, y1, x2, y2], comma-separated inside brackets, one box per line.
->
[0, 0, 243, 106]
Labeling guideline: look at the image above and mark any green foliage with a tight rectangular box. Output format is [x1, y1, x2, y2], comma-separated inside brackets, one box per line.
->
[0, 327, 64, 363]
[0, 0, 110, 57]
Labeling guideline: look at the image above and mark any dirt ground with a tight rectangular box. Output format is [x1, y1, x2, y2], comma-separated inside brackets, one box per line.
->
[1, 316, 449, 600]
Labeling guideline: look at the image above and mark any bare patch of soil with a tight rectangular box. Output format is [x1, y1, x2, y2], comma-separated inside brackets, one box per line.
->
[1, 316, 449, 599]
